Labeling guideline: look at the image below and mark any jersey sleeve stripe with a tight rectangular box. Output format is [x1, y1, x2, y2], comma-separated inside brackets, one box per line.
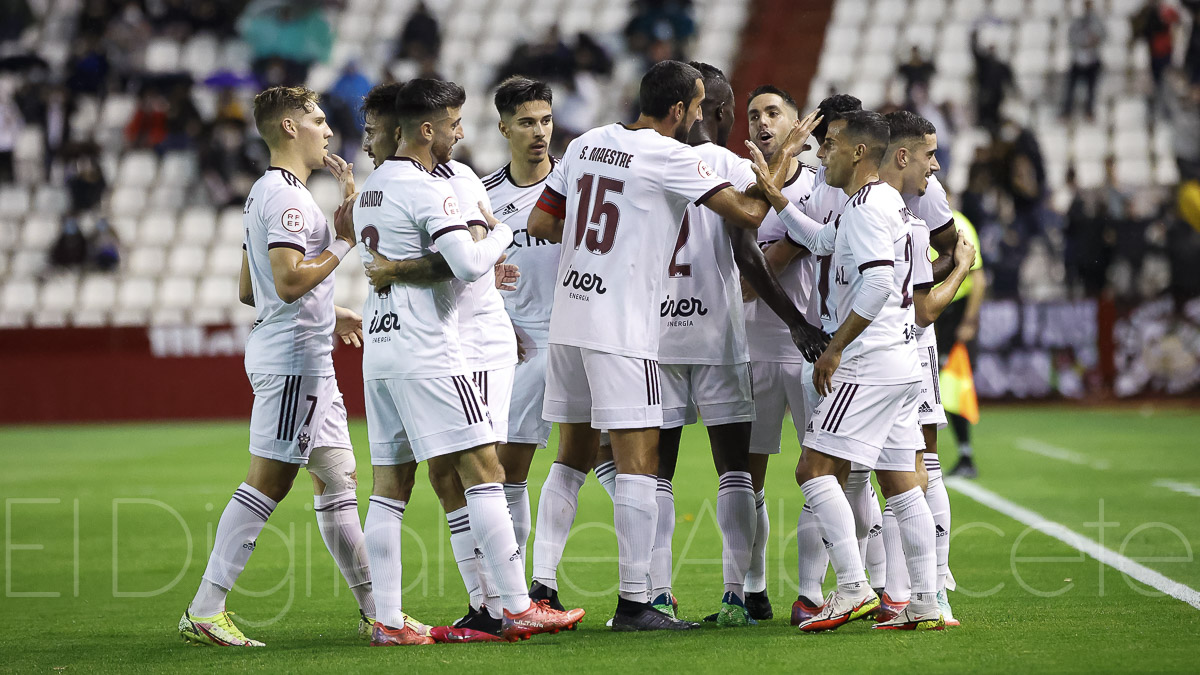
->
[858, 260, 894, 272]
[784, 232, 807, 249]
[466, 219, 488, 229]
[431, 224, 470, 240]
[267, 241, 306, 254]
[536, 186, 567, 219]
[929, 217, 955, 236]
[694, 181, 733, 206]
[913, 280, 935, 290]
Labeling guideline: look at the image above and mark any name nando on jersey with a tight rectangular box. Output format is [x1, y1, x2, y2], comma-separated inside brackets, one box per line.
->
[541, 124, 731, 360]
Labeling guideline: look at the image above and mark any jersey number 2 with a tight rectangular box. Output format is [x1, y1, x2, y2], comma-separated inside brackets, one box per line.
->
[900, 234, 913, 308]
[667, 213, 691, 278]
[573, 173, 624, 255]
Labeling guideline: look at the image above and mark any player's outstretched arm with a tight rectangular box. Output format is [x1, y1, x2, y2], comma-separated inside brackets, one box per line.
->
[914, 233, 975, 327]
[748, 158, 835, 255]
[364, 247, 454, 288]
[238, 250, 254, 307]
[812, 266, 892, 395]
[268, 195, 356, 303]
[729, 226, 827, 362]
[436, 224, 514, 282]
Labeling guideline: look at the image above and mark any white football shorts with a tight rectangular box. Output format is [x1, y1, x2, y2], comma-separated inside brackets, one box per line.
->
[917, 344, 947, 429]
[365, 374, 496, 465]
[657, 362, 755, 429]
[543, 344, 663, 430]
[805, 380, 925, 471]
[248, 373, 347, 464]
[470, 364, 515, 444]
[749, 360, 812, 455]
[505, 346, 553, 447]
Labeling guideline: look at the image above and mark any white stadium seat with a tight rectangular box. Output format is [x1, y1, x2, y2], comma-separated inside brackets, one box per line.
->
[198, 277, 238, 308]
[116, 151, 159, 189]
[158, 277, 196, 309]
[1, 278, 39, 314]
[144, 38, 181, 73]
[178, 207, 218, 245]
[0, 185, 31, 217]
[136, 214, 178, 247]
[166, 244, 208, 277]
[38, 274, 78, 312]
[109, 186, 147, 218]
[159, 152, 196, 187]
[127, 246, 166, 276]
[20, 216, 60, 249]
[78, 276, 118, 311]
[208, 243, 244, 277]
[1115, 157, 1153, 188]
[217, 208, 245, 245]
[117, 276, 157, 310]
[8, 250, 47, 278]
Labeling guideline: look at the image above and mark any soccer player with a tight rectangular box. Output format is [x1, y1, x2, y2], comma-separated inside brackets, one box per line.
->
[179, 86, 373, 647]
[351, 79, 582, 645]
[526, 60, 819, 631]
[873, 110, 975, 627]
[649, 63, 825, 627]
[754, 110, 944, 631]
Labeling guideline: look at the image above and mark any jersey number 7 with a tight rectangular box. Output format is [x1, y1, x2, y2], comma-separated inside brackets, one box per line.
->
[573, 173, 624, 255]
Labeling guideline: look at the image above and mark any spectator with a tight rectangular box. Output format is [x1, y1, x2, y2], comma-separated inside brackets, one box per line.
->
[324, 62, 372, 158]
[0, 80, 20, 183]
[1063, 166, 1112, 296]
[103, 1, 153, 88]
[199, 118, 263, 207]
[89, 217, 121, 271]
[0, 0, 34, 43]
[66, 37, 111, 99]
[49, 217, 88, 268]
[1164, 70, 1200, 181]
[1183, 0, 1200, 84]
[624, 0, 696, 62]
[574, 32, 614, 78]
[396, 1, 441, 61]
[1100, 156, 1144, 295]
[970, 28, 1015, 132]
[995, 119, 1048, 238]
[125, 89, 169, 150]
[239, 1, 332, 86]
[17, 81, 74, 179]
[1131, 0, 1179, 118]
[214, 86, 248, 124]
[1062, 0, 1106, 120]
[63, 141, 107, 215]
[897, 45, 936, 104]
[160, 81, 204, 152]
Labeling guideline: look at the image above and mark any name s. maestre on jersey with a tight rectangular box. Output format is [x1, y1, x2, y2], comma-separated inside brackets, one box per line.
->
[579, 145, 635, 168]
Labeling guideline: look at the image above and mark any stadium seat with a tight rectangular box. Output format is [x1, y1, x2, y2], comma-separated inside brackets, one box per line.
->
[1154, 156, 1179, 185]
[159, 152, 196, 187]
[1070, 125, 1109, 163]
[181, 34, 220, 79]
[148, 185, 186, 212]
[1075, 160, 1105, 189]
[19, 216, 59, 249]
[829, 0, 864, 28]
[1115, 157, 1152, 188]
[1111, 129, 1150, 161]
[158, 278, 197, 309]
[872, 0, 909, 24]
[110, 186, 147, 218]
[178, 207, 218, 245]
[150, 307, 187, 326]
[198, 277, 238, 308]
[71, 308, 108, 327]
[217, 40, 253, 72]
[950, 0, 986, 21]
[862, 23, 899, 57]
[1015, 20, 1052, 52]
[991, 0, 1027, 20]
[1112, 99, 1145, 129]
[136, 213, 179, 248]
[78, 275, 118, 311]
[2, 278, 39, 314]
[166, 244, 208, 277]
[144, 38, 181, 73]
[127, 246, 166, 276]
[217, 208, 245, 245]
[307, 176, 343, 211]
[110, 308, 149, 326]
[38, 274, 78, 312]
[117, 277, 157, 311]
[32, 185, 69, 216]
[901, 23, 938, 54]
[0, 185, 31, 217]
[208, 243, 243, 277]
[8, 250, 46, 278]
[116, 151, 159, 189]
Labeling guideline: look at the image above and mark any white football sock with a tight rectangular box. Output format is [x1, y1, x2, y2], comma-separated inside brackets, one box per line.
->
[924, 454, 952, 590]
[799, 475, 867, 591]
[881, 504, 911, 602]
[594, 460, 618, 500]
[649, 478, 675, 600]
[465, 483, 531, 615]
[447, 507, 485, 610]
[716, 471, 755, 599]
[844, 470, 875, 564]
[795, 503, 828, 602]
[313, 489, 373, 616]
[531, 463, 586, 590]
[191, 483, 278, 617]
[615, 474, 657, 603]
[503, 481, 531, 572]
[865, 514, 886, 590]
[364, 495, 406, 628]
[889, 486, 938, 614]
[744, 489, 769, 594]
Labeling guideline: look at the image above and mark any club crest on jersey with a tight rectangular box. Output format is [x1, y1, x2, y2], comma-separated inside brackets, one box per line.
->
[281, 208, 305, 233]
[443, 196, 460, 216]
[697, 160, 714, 179]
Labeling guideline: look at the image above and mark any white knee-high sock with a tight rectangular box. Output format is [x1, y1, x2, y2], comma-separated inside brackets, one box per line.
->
[364, 495, 406, 628]
[888, 487, 937, 613]
[865, 511, 887, 590]
[924, 455, 952, 591]
[447, 507, 485, 610]
[799, 476, 867, 590]
[191, 483, 278, 617]
[795, 503, 829, 602]
[615, 474, 658, 603]
[314, 489, 373, 617]
[744, 489, 769, 594]
[716, 471, 756, 599]
[844, 472, 886, 588]
[531, 463, 586, 590]
[594, 460, 618, 500]
[649, 478, 675, 600]
[503, 481, 531, 571]
[465, 483, 532, 615]
[881, 504, 911, 602]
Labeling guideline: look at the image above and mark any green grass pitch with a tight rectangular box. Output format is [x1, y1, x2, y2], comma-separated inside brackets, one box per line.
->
[2, 405, 1199, 673]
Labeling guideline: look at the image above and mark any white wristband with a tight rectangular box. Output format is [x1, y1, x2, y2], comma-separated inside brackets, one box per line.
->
[327, 239, 352, 261]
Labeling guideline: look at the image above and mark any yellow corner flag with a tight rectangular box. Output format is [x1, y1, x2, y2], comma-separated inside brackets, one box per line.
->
[939, 342, 979, 424]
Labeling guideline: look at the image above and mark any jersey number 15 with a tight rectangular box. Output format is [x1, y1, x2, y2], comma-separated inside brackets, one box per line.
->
[573, 173, 624, 255]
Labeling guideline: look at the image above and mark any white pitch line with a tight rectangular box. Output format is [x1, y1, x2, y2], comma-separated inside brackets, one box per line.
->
[946, 477, 1200, 611]
[1015, 437, 1111, 470]
[1154, 480, 1200, 498]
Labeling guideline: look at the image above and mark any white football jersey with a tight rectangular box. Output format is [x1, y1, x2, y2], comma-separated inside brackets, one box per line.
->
[903, 173, 955, 237]
[658, 142, 756, 365]
[483, 159, 561, 347]
[436, 160, 517, 371]
[826, 180, 921, 385]
[541, 123, 732, 359]
[910, 223, 937, 348]
[243, 167, 335, 377]
[803, 165, 851, 335]
[354, 157, 469, 380]
[745, 161, 820, 364]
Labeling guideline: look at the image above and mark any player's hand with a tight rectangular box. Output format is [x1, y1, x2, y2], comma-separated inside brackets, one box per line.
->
[334, 305, 363, 348]
[333, 193, 357, 244]
[779, 109, 823, 158]
[494, 254, 519, 291]
[478, 201, 501, 229]
[325, 153, 355, 196]
[812, 345, 842, 396]
[954, 231, 976, 268]
[747, 147, 787, 210]
[741, 276, 758, 302]
[790, 320, 831, 364]
[956, 320, 978, 343]
[364, 247, 396, 289]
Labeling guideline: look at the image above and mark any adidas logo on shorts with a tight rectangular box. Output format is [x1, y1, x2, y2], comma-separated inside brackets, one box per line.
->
[918, 401, 933, 414]
[805, 421, 814, 432]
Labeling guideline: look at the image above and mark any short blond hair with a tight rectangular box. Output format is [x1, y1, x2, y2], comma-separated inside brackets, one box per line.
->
[252, 86, 319, 144]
